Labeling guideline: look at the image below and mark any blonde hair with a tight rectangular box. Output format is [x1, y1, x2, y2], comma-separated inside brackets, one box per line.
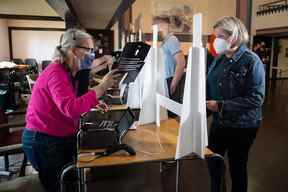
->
[53, 28, 92, 66]
[213, 16, 249, 46]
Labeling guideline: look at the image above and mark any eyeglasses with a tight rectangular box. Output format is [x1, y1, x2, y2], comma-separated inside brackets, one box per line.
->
[76, 46, 94, 53]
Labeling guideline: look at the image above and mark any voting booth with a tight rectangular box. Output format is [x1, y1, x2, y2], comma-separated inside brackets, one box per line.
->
[156, 13, 208, 159]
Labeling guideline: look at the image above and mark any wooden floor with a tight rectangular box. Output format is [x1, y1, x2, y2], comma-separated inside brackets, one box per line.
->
[1, 80, 288, 192]
[248, 80, 288, 192]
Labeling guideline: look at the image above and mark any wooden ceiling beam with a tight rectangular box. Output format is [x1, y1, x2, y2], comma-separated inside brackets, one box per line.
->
[106, 0, 136, 29]
[46, 0, 82, 29]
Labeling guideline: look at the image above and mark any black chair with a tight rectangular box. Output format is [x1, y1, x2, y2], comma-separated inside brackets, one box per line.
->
[12, 58, 24, 65]
[41, 60, 51, 71]
[10, 61, 29, 93]
[0, 69, 17, 110]
[24, 58, 38, 74]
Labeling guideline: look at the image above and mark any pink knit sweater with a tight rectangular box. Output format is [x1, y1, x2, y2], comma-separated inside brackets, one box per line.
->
[26, 61, 98, 137]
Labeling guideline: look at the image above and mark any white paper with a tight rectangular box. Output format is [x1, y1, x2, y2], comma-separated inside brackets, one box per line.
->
[0, 61, 16, 68]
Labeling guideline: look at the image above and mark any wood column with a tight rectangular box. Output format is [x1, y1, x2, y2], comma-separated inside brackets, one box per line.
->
[236, 0, 253, 34]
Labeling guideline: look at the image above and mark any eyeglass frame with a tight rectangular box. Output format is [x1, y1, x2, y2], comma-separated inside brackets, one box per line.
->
[75, 45, 94, 53]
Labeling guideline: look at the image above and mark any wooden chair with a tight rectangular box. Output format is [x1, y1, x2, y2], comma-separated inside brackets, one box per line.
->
[0, 107, 27, 177]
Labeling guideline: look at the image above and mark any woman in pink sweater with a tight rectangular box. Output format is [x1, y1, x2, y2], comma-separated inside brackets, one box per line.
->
[22, 29, 117, 192]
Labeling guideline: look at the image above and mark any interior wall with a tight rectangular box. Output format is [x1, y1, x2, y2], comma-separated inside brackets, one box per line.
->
[252, 0, 288, 36]
[132, 0, 235, 54]
[7, 20, 65, 69]
[11, 30, 64, 64]
[0, 19, 65, 62]
[0, 19, 10, 61]
[132, 0, 236, 35]
[206, 0, 236, 32]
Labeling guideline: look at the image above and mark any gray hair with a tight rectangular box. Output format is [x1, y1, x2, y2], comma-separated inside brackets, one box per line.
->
[54, 28, 92, 64]
[213, 16, 249, 46]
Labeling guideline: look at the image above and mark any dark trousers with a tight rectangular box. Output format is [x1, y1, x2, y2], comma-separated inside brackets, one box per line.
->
[166, 76, 184, 104]
[208, 126, 258, 192]
[22, 129, 77, 192]
[166, 76, 185, 117]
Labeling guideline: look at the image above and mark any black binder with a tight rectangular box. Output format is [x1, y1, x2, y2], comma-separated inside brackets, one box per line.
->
[116, 42, 150, 84]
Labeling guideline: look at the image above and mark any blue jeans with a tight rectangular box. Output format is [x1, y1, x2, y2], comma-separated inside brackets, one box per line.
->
[22, 129, 77, 192]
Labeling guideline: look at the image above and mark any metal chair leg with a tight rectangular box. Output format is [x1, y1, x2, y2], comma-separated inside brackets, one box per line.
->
[4, 155, 9, 171]
[176, 160, 182, 192]
[60, 163, 77, 192]
[19, 154, 27, 177]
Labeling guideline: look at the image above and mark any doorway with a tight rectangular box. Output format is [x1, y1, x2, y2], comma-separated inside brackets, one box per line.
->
[252, 36, 272, 83]
[272, 37, 288, 79]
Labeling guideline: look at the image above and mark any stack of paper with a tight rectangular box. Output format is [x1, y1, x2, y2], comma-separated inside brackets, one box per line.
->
[0, 61, 16, 68]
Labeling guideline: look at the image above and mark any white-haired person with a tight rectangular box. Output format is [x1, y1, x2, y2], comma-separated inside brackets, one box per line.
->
[22, 29, 119, 192]
[207, 17, 265, 192]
